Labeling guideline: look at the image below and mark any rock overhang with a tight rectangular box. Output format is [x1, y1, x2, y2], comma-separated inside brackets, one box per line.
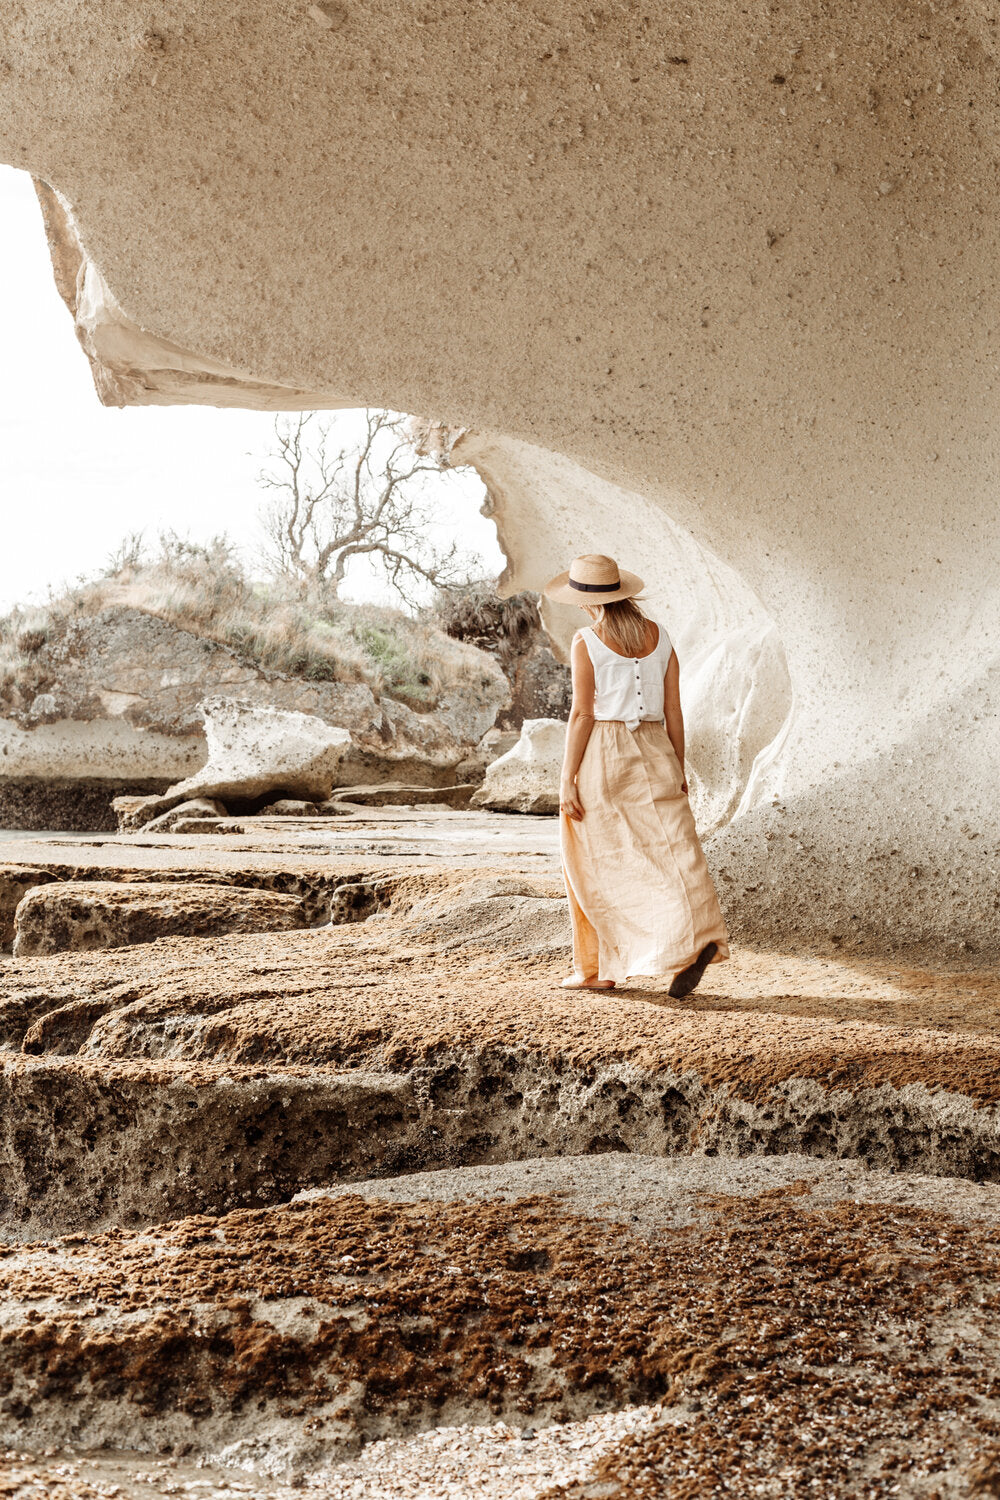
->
[0, 0, 997, 947]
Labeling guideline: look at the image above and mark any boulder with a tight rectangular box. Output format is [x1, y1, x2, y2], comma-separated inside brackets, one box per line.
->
[453, 727, 521, 786]
[118, 700, 352, 829]
[112, 793, 161, 831]
[470, 718, 566, 815]
[0, 865, 60, 950]
[257, 798, 323, 817]
[127, 797, 228, 833]
[12, 879, 309, 957]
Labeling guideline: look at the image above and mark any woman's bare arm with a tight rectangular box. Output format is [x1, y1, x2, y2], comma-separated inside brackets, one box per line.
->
[664, 649, 688, 794]
[559, 633, 595, 820]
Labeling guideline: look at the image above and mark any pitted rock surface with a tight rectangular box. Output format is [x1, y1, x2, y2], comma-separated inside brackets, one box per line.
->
[0, 822, 998, 1488]
[11, 880, 312, 957]
[2, 1163, 1000, 1492]
[0, 854, 398, 951]
[2, 865, 1000, 1234]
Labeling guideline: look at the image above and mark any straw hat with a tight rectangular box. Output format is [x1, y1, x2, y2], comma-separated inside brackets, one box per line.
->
[542, 553, 644, 606]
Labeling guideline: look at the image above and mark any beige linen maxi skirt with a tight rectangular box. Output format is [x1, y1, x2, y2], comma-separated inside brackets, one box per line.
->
[559, 720, 730, 984]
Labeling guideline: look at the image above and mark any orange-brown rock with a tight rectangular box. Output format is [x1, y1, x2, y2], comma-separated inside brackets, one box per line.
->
[2, 1164, 1000, 1490]
[2, 867, 1000, 1237]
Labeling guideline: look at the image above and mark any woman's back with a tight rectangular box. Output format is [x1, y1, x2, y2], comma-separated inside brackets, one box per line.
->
[579, 616, 673, 729]
[544, 551, 727, 993]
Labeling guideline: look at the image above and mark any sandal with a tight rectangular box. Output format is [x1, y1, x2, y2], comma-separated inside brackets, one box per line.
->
[667, 942, 718, 999]
[559, 975, 616, 990]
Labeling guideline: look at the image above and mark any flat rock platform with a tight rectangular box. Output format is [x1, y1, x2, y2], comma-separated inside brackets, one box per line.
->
[1, 811, 998, 1495]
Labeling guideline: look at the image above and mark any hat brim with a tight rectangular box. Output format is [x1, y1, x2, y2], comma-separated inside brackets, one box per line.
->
[542, 568, 645, 606]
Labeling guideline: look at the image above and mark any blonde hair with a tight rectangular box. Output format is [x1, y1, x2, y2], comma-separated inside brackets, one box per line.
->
[589, 596, 652, 657]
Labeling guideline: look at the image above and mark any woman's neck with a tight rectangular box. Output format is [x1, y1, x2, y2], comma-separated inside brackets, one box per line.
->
[593, 616, 656, 657]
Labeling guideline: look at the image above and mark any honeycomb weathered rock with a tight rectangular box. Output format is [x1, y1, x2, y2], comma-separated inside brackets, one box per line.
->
[11, 880, 310, 956]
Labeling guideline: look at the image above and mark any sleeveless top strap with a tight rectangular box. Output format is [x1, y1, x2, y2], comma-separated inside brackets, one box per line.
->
[578, 625, 604, 664]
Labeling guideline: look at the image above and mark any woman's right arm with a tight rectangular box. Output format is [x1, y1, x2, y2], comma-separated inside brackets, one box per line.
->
[664, 649, 688, 795]
[559, 633, 595, 820]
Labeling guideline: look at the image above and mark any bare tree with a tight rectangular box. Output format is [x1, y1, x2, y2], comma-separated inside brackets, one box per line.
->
[256, 410, 479, 607]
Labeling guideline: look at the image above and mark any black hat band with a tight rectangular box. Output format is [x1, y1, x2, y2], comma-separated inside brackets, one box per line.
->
[569, 576, 622, 592]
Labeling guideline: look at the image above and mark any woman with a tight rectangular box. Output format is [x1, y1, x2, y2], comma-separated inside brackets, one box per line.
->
[543, 553, 729, 996]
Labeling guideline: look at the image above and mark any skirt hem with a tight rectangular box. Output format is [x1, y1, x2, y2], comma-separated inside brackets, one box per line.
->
[600, 939, 730, 985]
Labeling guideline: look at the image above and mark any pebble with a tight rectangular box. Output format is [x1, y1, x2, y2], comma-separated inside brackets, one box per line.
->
[306, 3, 347, 28]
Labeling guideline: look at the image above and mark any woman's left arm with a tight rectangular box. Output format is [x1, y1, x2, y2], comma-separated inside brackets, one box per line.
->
[559, 633, 596, 820]
[664, 649, 688, 795]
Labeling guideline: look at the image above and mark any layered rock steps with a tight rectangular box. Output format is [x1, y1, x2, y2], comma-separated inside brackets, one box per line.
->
[0, 1058, 416, 1238]
[2, 825, 1000, 1490]
[0, 858, 419, 953]
[4, 887, 1000, 1234]
[0, 811, 562, 947]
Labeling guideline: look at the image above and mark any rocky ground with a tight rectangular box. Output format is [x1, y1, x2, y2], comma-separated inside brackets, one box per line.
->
[1, 810, 999, 1496]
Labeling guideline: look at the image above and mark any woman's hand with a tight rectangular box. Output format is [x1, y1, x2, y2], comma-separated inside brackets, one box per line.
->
[560, 777, 584, 820]
[680, 777, 689, 796]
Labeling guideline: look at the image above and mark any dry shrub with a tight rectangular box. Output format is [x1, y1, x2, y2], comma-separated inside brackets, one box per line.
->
[433, 582, 541, 669]
[0, 535, 494, 714]
[0, 606, 60, 711]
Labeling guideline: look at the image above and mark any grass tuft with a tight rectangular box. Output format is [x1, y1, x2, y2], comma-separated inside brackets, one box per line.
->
[0, 536, 502, 717]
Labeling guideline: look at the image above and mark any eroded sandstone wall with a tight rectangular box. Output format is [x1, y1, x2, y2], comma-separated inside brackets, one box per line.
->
[455, 430, 794, 835]
[1, 0, 997, 946]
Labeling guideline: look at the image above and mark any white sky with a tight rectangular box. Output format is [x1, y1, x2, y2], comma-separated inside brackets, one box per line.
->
[0, 164, 503, 613]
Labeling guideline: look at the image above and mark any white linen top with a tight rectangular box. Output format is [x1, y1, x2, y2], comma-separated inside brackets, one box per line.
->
[579, 619, 674, 731]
